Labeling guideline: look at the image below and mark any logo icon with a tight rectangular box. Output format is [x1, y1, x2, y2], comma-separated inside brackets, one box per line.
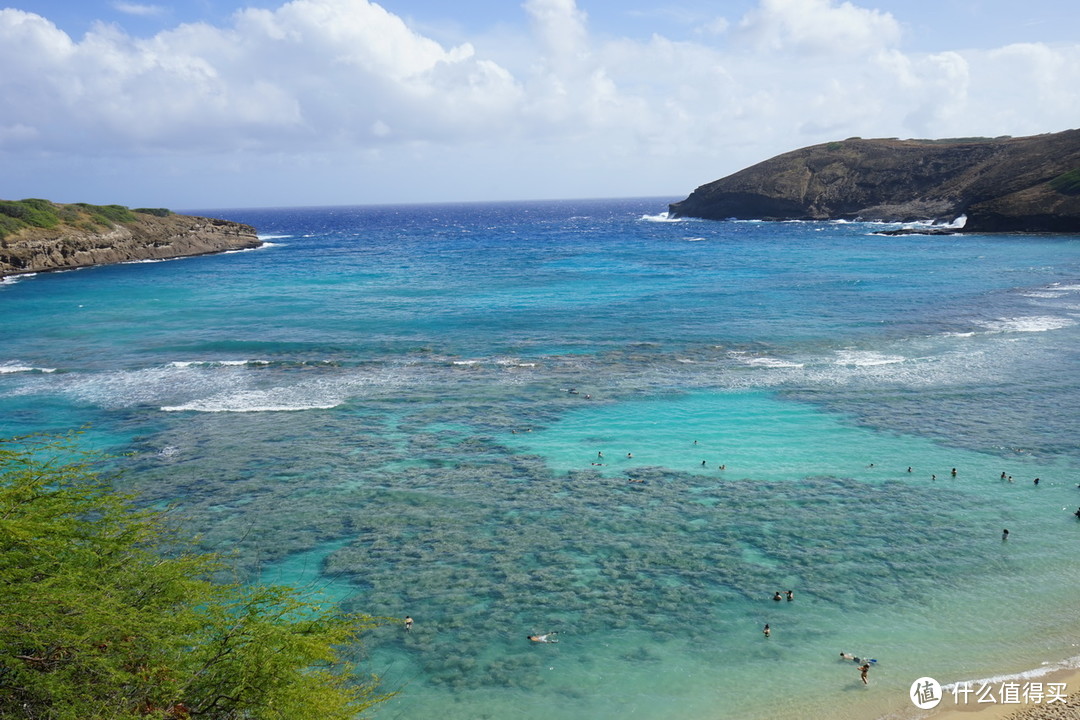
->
[910, 677, 943, 709]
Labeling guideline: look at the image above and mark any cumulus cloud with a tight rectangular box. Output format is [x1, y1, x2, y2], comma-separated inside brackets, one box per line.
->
[0, 0, 1078, 204]
[736, 0, 902, 55]
[0, 0, 523, 154]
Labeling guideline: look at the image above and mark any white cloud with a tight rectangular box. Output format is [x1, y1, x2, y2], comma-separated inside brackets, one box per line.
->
[0, 0, 1078, 206]
[736, 0, 902, 56]
[112, 3, 166, 17]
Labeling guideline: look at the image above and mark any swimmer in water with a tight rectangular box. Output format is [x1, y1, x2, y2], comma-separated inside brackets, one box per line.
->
[763, 624, 771, 638]
[840, 652, 856, 661]
[527, 632, 558, 643]
[773, 592, 783, 602]
[859, 663, 871, 684]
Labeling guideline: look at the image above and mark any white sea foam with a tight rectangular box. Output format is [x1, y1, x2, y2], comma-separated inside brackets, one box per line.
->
[639, 212, 683, 223]
[258, 234, 292, 240]
[161, 392, 341, 413]
[494, 358, 537, 368]
[1, 273, 35, 285]
[685, 237, 706, 242]
[224, 242, 279, 254]
[834, 350, 905, 367]
[169, 360, 271, 368]
[0, 363, 56, 374]
[941, 653, 1080, 692]
[977, 316, 1075, 333]
[742, 357, 805, 369]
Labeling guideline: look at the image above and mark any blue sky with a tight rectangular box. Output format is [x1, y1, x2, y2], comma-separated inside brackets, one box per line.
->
[2, 0, 1079, 209]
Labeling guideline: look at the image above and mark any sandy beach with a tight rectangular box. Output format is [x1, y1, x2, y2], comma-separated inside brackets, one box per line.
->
[915, 667, 1080, 720]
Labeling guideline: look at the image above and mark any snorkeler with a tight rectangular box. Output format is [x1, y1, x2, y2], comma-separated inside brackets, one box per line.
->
[527, 632, 558, 643]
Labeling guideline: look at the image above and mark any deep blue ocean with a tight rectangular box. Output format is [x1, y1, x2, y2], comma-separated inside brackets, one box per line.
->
[3, 197, 1080, 719]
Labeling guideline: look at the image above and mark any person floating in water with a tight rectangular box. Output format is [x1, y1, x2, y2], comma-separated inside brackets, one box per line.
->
[1001, 471, 1007, 480]
[1074, 507, 1080, 519]
[785, 590, 794, 601]
[773, 592, 783, 602]
[1034, 477, 1040, 485]
[627, 452, 633, 458]
[951, 468, 957, 477]
[763, 624, 771, 638]
[840, 651, 856, 661]
[527, 632, 558, 643]
[1002, 528, 1010, 541]
[404, 616, 413, 631]
[859, 663, 871, 684]
[907, 467, 912, 473]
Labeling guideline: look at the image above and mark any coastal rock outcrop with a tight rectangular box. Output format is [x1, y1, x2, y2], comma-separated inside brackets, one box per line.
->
[0, 206, 260, 278]
[669, 129, 1080, 232]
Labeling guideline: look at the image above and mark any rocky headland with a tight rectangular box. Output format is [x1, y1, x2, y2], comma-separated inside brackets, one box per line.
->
[669, 129, 1080, 233]
[0, 200, 260, 278]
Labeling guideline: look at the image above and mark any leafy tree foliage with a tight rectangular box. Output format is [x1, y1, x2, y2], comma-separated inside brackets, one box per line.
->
[0, 436, 394, 720]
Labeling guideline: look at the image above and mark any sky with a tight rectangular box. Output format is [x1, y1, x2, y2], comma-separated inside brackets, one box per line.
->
[1, 0, 1078, 209]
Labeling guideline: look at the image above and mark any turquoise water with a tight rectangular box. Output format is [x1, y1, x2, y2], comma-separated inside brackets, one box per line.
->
[2, 199, 1080, 719]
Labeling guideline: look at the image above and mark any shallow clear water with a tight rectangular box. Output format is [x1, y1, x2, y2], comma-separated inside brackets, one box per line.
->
[2, 198, 1080, 719]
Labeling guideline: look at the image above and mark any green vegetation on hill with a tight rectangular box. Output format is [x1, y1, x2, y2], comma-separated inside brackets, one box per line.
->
[0, 199, 172, 241]
[0, 435, 393, 720]
[1049, 169, 1080, 195]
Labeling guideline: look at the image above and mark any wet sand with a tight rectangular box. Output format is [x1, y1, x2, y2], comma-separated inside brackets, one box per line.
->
[921, 667, 1080, 720]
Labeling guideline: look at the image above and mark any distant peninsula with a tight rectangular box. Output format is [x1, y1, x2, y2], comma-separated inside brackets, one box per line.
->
[669, 129, 1080, 232]
[0, 199, 260, 278]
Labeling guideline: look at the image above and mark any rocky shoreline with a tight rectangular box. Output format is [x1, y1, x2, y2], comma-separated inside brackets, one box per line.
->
[0, 211, 260, 278]
[670, 129, 1080, 233]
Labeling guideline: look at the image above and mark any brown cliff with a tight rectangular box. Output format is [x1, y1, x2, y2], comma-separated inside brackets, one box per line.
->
[669, 130, 1080, 232]
[0, 204, 260, 278]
